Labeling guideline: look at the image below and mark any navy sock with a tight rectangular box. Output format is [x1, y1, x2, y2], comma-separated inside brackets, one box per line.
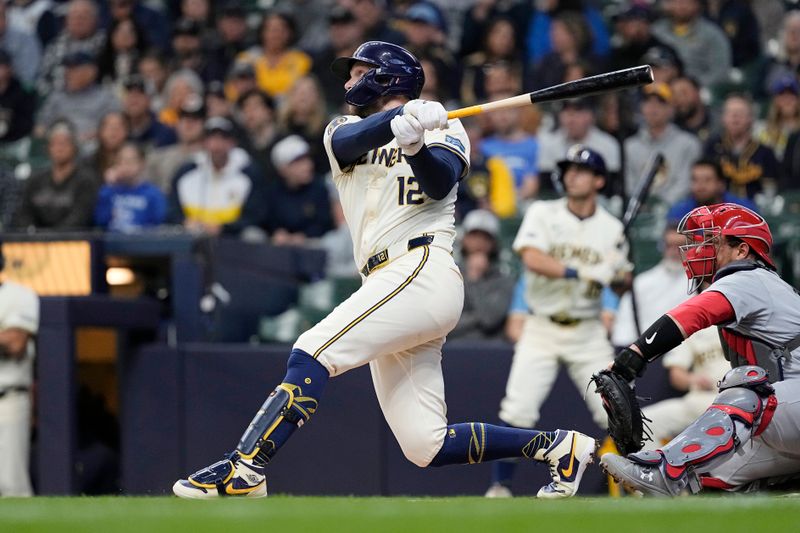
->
[429, 423, 557, 467]
[490, 422, 519, 486]
[242, 349, 329, 466]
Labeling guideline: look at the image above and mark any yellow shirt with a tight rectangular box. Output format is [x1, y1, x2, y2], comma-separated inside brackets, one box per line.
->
[236, 48, 312, 98]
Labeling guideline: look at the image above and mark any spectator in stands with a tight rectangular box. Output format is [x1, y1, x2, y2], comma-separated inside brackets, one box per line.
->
[204, 80, 247, 142]
[205, 1, 252, 84]
[179, 0, 214, 40]
[538, 99, 621, 195]
[640, 43, 684, 85]
[312, 7, 364, 114]
[0, 242, 39, 497]
[236, 11, 311, 99]
[260, 134, 333, 245]
[98, 17, 146, 87]
[755, 74, 800, 161]
[624, 82, 701, 205]
[7, 0, 59, 49]
[146, 94, 206, 194]
[94, 142, 166, 232]
[651, 0, 732, 89]
[137, 51, 169, 112]
[276, 75, 329, 173]
[450, 209, 515, 341]
[35, 51, 121, 147]
[399, 2, 459, 102]
[122, 75, 176, 153]
[526, 0, 610, 62]
[167, 117, 259, 235]
[480, 89, 539, 203]
[765, 12, 800, 96]
[0, 49, 34, 143]
[225, 61, 258, 103]
[666, 158, 758, 225]
[611, 226, 690, 348]
[671, 75, 714, 143]
[91, 111, 130, 178]
[0, 169, 20, 229]
[460, 16, 522, 106]
[0, 1, 40, 87]
[609, 3, 675, 72]
[158, 68, 203, 127]
[288, 0, 332, 55]
[530, 11, 601, 92]
[38, 0, 107, 95]
[13, 121, 99, 230]
[458, 0, 530, 59]
[102, 0, 169, 53]
[705, 0, 760, 68]
[170, 18, 215, 84]
[237, 89, 278, 184]
[346, 0, 405, 45]
[703, 94, 779, 199]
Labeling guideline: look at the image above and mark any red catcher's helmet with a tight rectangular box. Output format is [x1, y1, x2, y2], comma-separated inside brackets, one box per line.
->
[678, 203, 774, 289]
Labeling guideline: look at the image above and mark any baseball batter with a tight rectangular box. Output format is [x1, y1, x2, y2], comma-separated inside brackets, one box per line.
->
[173, 41, 596, 499]
[487, 146, 631, 497]
[602, 203, 800, 494]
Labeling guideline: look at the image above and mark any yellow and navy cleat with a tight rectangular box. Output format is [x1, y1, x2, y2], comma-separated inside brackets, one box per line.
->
[536, 429, 597, 499]
[172, 452, 267, 499]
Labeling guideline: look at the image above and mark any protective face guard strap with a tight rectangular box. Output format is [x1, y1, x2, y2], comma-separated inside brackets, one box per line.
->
[236, 383, 318, 464]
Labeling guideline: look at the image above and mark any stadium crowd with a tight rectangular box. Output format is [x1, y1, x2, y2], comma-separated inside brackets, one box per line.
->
[0, 0, 799, 325]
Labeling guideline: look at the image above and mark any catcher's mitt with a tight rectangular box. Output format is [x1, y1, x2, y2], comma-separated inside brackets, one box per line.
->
[591, 369, 652, 455]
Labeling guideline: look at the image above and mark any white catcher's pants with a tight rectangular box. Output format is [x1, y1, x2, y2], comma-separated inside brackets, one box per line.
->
[295, 246, 463, 467]
[0, 390, 32, 496]
[499, 314, 614, 429]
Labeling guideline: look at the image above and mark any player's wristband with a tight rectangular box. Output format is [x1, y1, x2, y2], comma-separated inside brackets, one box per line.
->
[564, 267, 579, 279]
[612, 347, 646, 380]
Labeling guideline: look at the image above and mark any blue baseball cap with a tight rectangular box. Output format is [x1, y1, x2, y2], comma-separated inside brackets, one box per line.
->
[770, 74, 799, 96]
[405, 2, 447, 33]
[62, 50, 95, 67]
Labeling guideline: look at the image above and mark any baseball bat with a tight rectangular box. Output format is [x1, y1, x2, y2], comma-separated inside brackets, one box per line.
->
[622, 153, 664, 233]
[622, 152, 664, 336]
[447, 65, 654, 120]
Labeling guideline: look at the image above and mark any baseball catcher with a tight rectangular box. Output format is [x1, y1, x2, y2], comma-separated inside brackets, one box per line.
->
[596, 203, 800, 495]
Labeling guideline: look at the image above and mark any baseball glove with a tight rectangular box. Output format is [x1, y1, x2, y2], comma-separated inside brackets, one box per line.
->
[591, 369, 652, 455]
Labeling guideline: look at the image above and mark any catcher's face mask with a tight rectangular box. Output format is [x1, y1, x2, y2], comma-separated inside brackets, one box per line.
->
[678, 206, 718, 293]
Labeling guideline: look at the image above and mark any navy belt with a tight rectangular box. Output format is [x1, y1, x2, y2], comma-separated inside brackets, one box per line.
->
[548, 313, 582, 327]
[361, 235, 434, 277]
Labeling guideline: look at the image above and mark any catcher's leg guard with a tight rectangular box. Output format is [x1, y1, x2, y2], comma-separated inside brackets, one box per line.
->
[627, 369, 772, 493]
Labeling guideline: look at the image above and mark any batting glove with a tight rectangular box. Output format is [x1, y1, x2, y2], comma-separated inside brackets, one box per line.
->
[403, 99, 449, 131]
[391, 114, 425, 156]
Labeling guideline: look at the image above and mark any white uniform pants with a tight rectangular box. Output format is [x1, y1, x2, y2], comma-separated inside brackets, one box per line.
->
[295, 246, 463, 467]
[0, 391, 32, 496]
[499, 315, 614, 429]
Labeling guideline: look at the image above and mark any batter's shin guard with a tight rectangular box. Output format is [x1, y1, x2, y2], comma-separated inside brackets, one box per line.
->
[236, 349, 328, 466]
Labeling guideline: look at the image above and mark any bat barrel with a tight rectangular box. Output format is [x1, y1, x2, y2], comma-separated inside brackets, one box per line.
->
[528, 65, 654, 105]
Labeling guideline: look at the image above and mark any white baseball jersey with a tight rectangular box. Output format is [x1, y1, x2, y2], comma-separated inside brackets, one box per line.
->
[512, 198, 630, 319]
[0, 281, 39, 388]
[323, 114, 470, 270]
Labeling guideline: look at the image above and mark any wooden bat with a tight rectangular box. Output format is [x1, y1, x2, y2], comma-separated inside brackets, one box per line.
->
[447, 65, 654, 120]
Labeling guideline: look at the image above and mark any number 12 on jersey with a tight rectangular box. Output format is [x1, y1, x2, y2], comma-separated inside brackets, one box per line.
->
[397, 175, 424, 205]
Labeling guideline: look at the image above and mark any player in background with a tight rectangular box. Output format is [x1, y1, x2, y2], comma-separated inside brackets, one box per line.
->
[602, 204, 800, 495]
[486, 146, 631, 497]
[173, 41, 596, 500]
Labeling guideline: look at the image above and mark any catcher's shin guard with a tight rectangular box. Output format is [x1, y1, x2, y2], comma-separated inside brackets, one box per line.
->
[630, 376, 770, 484]
[237, 383, 318, 466]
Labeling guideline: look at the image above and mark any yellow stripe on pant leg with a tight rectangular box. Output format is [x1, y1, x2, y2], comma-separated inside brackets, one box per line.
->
[313, 246, 430, 359]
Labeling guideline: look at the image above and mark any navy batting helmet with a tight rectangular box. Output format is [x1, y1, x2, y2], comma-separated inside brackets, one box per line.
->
[330, 41, 425, 108]
[556, 144, 607, 177]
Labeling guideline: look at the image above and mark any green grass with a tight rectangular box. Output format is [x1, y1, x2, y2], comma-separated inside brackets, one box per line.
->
[0, 495, 798, 533]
